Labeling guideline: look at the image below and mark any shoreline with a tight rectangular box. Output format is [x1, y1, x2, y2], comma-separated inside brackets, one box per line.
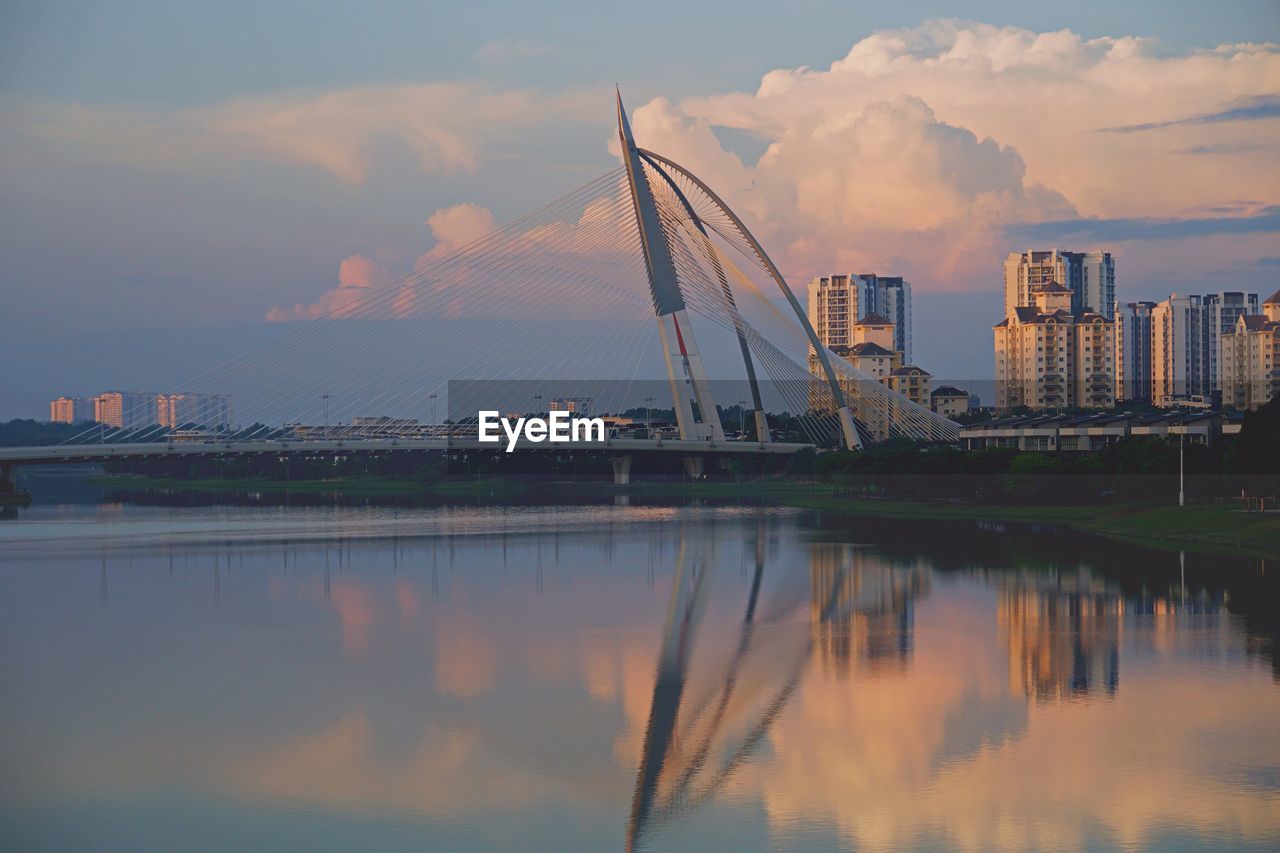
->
[84, 474, 1280, 557]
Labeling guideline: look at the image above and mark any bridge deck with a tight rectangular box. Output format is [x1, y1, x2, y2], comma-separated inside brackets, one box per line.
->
[0, 437, 815, 467]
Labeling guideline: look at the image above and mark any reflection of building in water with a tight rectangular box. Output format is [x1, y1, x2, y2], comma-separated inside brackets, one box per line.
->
[810, 545, 930, 678]
[999, 567, 1237, 704]
[999, 573, 1121, 703]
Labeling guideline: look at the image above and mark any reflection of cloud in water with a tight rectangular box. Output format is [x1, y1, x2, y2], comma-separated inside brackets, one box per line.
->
[2, 517, 1277, 851]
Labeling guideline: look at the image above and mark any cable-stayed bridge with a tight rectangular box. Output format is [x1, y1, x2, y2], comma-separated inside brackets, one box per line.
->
[1, 92, 957, 488]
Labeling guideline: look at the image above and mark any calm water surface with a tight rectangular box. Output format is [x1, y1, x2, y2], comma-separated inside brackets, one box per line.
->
[1, 490, 1278, 851]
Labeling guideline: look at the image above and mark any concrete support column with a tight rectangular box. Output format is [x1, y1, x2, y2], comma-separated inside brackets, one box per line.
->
[0, 463, 13, 494]
[683, 455, 705, 480]
[611, 454, 634, 486]
[754, 410, 771, 443]
[837, 406, 864, 451]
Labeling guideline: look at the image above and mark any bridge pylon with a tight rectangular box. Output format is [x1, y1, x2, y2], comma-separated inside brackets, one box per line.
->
[616, 90, 725, 443]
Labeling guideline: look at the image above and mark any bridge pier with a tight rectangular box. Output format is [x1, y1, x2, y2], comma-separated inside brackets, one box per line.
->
[0, 463, 13, 494]
[611, 454, 634, 486]
[683, 455, 705, 480]
[754, 410, 771, 442]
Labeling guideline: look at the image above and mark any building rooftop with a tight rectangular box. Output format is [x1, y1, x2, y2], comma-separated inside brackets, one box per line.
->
[1036, 281, 1072, 294]
[1242, 315, 1280, 331]
[891, 365, 930, 376]
[846, 341, 894, 356]
[1265, 287, 1280, 305]
[961, 409, 1234, 432]
[931, 385, 969, 398]
[853, 312, 891, 326]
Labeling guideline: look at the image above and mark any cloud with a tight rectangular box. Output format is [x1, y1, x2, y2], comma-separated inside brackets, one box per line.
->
[1008, 205, 1280, 242]
[629, 90, 1074, 286]
[473, 38, 554, 63]
[266, 254, 388, 321]
[627, 21, 1280, 288]
[1173, 142, 1280, 155]
[416, 203, 501, 267]
[10, 83, 591, 185]
[1098, 94, 1280, 133]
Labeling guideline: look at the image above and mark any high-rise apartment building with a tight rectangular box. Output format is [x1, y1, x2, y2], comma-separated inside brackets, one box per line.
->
[808, 273, 913, 361]
[1081, 251, 1116, 321]
[1114, 301, 1156, 403]
[1151, 295, 1209, 405]
[1117, 291, 1259, 406]
[90, 391, 159, 429]
[1004, 249, 1114, 320]
[49, 396, 89, 423]
[994, 284, 1114, 411]
[156, 392, 232, 428]
[1219, 290, 1280, 410]
[1204, 292, 1260, 390]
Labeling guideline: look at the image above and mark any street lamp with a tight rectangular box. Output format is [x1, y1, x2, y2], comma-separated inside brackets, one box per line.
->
[1179, 432, 1185, 507]
[321, 394, 331, 433]
[737, 400, 746, 437]
[644, 396, 654, 439]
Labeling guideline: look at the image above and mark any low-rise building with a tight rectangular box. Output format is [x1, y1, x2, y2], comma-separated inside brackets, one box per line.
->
[888, 365, 932, 408]
[930, 386, 972, 418]
[960, 410, 1242, 452]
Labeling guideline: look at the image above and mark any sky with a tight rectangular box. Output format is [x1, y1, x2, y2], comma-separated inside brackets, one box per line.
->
[1, 0, 1279, 418]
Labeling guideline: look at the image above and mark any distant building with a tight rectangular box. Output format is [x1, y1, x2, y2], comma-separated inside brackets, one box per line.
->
[1205, 291, 1260, 391]
[808, 273, 912, 361]
[156, 392, 231, 429]
[1219, 289, 1280, 410]
[1003, 249, 1114, 320]
[1114, 301, 1156, 403]
[888, 365, 932, 408]
[548, 397, 593, 415]
[961, 410, 1242, 452]
[930, 386, 972, 418]
[49, 396, 89, 424]
[831, 342, 900, 381]
[91, 391, 158, 429]
[994, 284, 1115, 411]
[1151, 294, 1210, 405]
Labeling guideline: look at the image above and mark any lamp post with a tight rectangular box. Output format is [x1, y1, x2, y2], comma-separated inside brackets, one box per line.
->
[737, 400, 746, 437]
[321, 394, 330, 434]
[644, 396, 654, 439]
[1179, 432, 1185, 507]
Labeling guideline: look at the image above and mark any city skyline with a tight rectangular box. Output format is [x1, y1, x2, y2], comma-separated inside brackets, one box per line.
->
[2, 6, 1279, 419]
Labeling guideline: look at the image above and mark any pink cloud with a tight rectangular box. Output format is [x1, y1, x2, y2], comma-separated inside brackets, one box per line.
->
[265, 254, 388, 321]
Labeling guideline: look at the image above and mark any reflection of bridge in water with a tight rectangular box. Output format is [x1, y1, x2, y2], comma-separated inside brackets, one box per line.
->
[0, 92, 958, 492]
[627, 526, 931, 850]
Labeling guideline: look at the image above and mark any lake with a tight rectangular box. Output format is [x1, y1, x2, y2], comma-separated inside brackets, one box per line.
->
[1, 485, 1278, 851]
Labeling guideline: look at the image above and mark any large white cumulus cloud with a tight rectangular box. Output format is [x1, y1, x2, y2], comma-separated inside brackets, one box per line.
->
[628, 21, 1280, 288]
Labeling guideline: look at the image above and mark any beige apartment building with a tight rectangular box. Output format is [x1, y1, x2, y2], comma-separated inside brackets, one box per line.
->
[50, 396, 84, 423]
[994, 283, 1115, 411]
[930, 386, 971, 418]
[888, 365, 932, 408]
[1219, 290, 1280, 410]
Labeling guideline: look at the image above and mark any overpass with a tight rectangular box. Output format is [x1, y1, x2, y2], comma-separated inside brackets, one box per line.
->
[0, 434, 814, 487]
